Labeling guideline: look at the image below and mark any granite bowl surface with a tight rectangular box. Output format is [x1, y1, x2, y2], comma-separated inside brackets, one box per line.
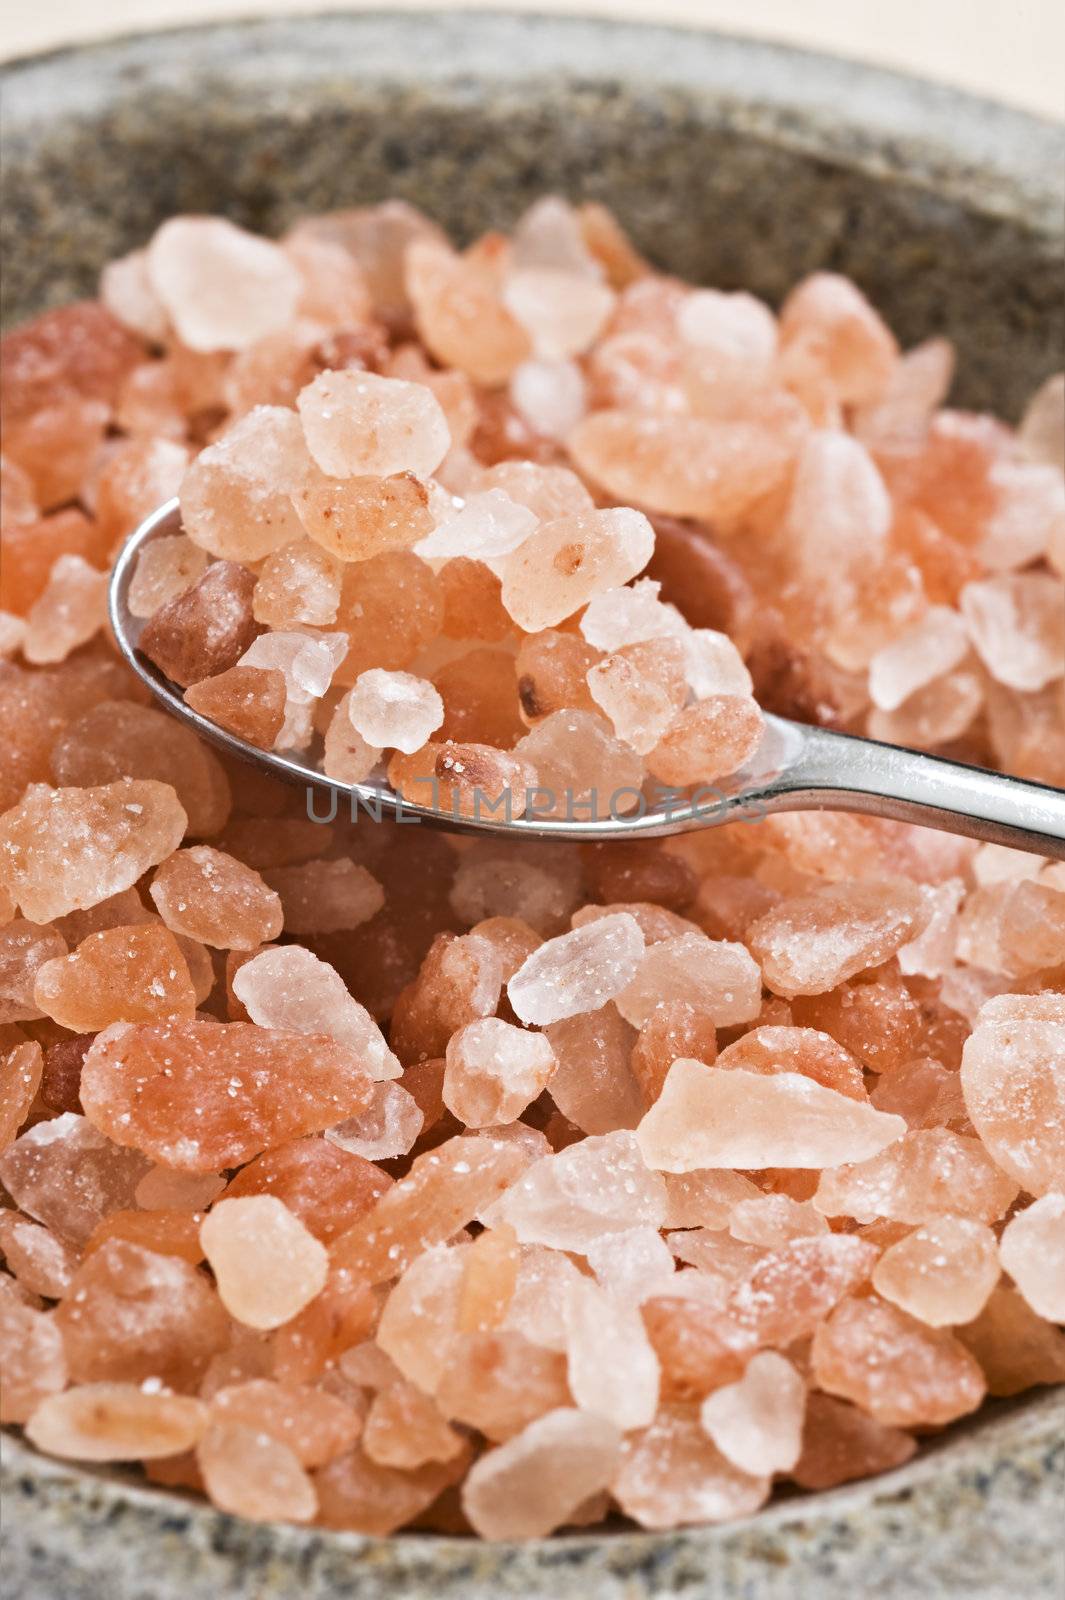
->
[1, 12, 1062, 1598]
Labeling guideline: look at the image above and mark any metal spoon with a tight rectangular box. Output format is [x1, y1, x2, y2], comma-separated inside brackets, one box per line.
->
[110, 500, 1065, 858]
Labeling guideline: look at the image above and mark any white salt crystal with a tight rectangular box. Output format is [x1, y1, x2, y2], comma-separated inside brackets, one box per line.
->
[564, 1276, 660, 1430]
[868, 606, 970, 711]
[699, 1351, 805, 1475]
[232, 945, 400, 1079]
[347, 669, 444, 754]
[325, 1082, 423, 1160]
[508, 912, 645, 1025]
[414, 488, 538, 561]
[147, 217, 301, 352]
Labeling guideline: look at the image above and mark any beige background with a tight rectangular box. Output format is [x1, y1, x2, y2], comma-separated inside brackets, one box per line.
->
[2, 0, 1063, 119]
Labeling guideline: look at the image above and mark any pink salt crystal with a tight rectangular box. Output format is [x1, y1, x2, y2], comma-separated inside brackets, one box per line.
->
[868, 606, 969, 711]
[443, 1017, 556, 1127]
[512, 196, 601, 278]
[375, 1243, 468, 1392]
[32, 922, 196, 1030]
[147, 217, 301, 352]
[677, 289, 777, 411]
[322, 690, 383, 784]
[747, 879, 929, 998]
[508, 911, 644, 1025]
[493, 1130, 666, 1251]
[729, 1194, 828, 1248]
[545, 1003, 644, 1134]
[209, 1378, 362, 1468]
[136, 1165, 226, 1212]
[0, 1281, 68, 1422]
[297, 370, 449, 479]
[715, 1025, 866, 1101]
[510, 357, 586, 440]
[500, 507, 655, 633]
[461, 1407, 621, 1539]
[579, 578, 687, 653]
[791, 1392, 916, 1489]
[138, 560, 262, 688]
[564, 1276, 660, 1429]
[501, 1244, 585, 1353]
[586, 650, 677, 754]
[435, 1327, 569, 1441]
[648, 695, 764, 787]
[314, 1442, 466, 1535]
[872, 1215, 999, 1326]
[612, 1404, 770, 1530]
[636, 1061, 905, 1173]
[0, 919, 67, 1023]
[450, 841, 582, 936]
[180, 406, 311, 560]
[1018, 371, 1065, 467]
[200, 1196, 328, 1330]
[21, 555, 108, 665]
[99, 248, 170, 342]
[866, 664, 984, 750]
[252, 540, 341, 629]
[348, 669, 444, 754]
[325, 1081, 424, 1160]
[999, 1194, 1065, 1322]
[415, 487, 538, 562]
[232, 946, 399, 1079]
[362, 1378, 464, 1469]
[779, 271, 898, 405]
[896, 878, 963, 977]
[0, 1038, 43, 1149]
[960, 1011, 1064, 1195]
[0, 612, 26, 659]
[0, 1112, 149, 1244]
[868, 1055, 970, 1133]
[616, 933, 762, 1030]
[0, 1212, 78, 1297]
[149, 846, 283, 951]
[27, 1383, 208, 1462]
[198, 1421, 317, 1522]
[514, 709, 645, 820]
[479, 460, 594, 522]
[80, 1019, 372, 1171]
[185, 666, 288, 753]
[956, 879, 1065, 977]
[957, 1285, 1065, 1396]
[814, 1127, 1018, 1224]
[262, 859, 384, 934]
[128, 535, 209, 619]
[52, 701, 231, 840]
[959, 573, 1064, 691]
[661, 1169, 761, 1230]
[699, 1351, 805, 1475]
[811, 1294, 985, 1427]
[681, 629, 754, 700]
[406, 239, 532, 385]
[853, 337, 954, 451]
[786, 430, 891, 593]
[503, 268, 615, 359]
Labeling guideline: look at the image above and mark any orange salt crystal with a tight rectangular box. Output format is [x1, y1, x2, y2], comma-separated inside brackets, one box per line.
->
[955, 1286, 1065, 1396]
[21, 555, 109, 665]
[631, 1002, 718, 1108]
[443, 1017, 556, 1127]
[332, 550, 442, 681]
[185, 665, 287, 750]
[146, 217, 299, 352]
[221, 1136, 389, 1244]
[869, 1055, 969, 1132]
[811, 1294, 985, 1427]
[363, 1379, 465, 1470]
[514, 709, 643, 820]
[271, 1267, 377, 1386]
[406, 239, 531, 385]
[139, 559, 262, 688]
[5, 394, 109, 511]
[647, 695, 763, 787]
[516, 629, 600, 722]
[252, 539, 341, 630]
[314, 1442, 467, 1535]
[508, 912, 645, 1027]
[457, 1224, 519, 1334]
[436, 1330, 569, 1441]
[433, 648, 526, 747]
[94, 435, 189, 547]
[728, 1193, 828, 1248]
[0, 1280, 68, 1422]
[462, 1408, 621, 1540]
[32, 923, 196, 1030]
[388, 739, 536, 820]
[0, 1212, 78, 1298]
[699, 1351, 805, 1476]
[0, 511, 111, 617]
[198, 1421, 317, 1522]
[715, 1025, 866, 1100]
[727, 1235, 878, 1345]
[0, 452, 37, 527]
[814, 1127, 1018, 1224]
[52, 700, 231, 838]
[779, 272, 898, 406]
[200, 1196, 328, 1330]
[494, 1130, 666, 1252]
[295, 469, 433, 563]
[26, 1383, 208, 1462]
[325, 1081, 423, 1161]
[0, 920, 67, 1022]
[126, 534, 208, 619]
[55, 1238, 228, 1387]
[959, 1008, 1064, 1197]
[180, 406, 311, 560]
[790, 1392, 916, 1490]
[1, 301, 144, 428]
[0, 1112, 148, 1243]
[500, 507, 655, 633]
[390, 931, 503, 1064]
[0, 1040, 43, 1150]
[790, 976, 924, 1074]
[149, 845, 282, 950]
[439, 558, 513, 643]
[546, 1003, 644, 1133]
[617, 932, 762, 1030]
[297, 369, 450, 480]
[209, 1378, 363, 1468]
[871, 1216, 999, 1326]
[747, 879, 930, 997]
[612, 1404, 769, 1530]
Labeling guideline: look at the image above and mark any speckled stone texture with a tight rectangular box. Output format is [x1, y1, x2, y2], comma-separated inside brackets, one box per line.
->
[1, 13, 1063, 1596]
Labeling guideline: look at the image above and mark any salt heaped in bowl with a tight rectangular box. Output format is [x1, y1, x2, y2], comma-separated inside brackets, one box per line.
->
[0, 195, 1063, 1540]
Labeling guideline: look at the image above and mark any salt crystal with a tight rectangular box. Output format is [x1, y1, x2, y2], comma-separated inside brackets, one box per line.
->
[198, 1421, 317, 1522]
[0, 919, 66, 1023]
[747, 879, 929, 997]
[99, 249, 170, 343]
[415, 488, 538, 562]
[545, 1003, 644, 1134]
[508, 912, 644, 1025]
[296, 370, 449, 480]
[677, 289, 777, 411]
[128, 534, 208, 619]
[612, 1404, 769, 1530]
[579, 578, 687, 653]
[792, 1392, 916, 1489]
[814, 1126, 1018, 1224]
[233, 946, 399, 1079]
[322, 690, 383, 784]
[406, 239, 532, 385]
[149, 846, 282, 951]
[347, 669, 444, 754]
[200, 1196, 328, 1330]
[636, 1061, 905, 1172]
[957, 1285, 1065, 1396]
[500, 508, 655, 633]
[960, 573, 1065, 692]
[261, 859, 384, 934]
[584, 1227, 676, 1305]
[960, 1012, 1065, 1195]
[564, 1276, 660, 1429]
[779, 272, 898, 405]
[136, 1165, 226, 1212]
[0, 1212, 78, 1297]
[872, 1215, 999, 1326]
[811, 1294, 985, 1427]
[180, 406, 311, 561]
[512, 197, 602, 278]
[729, 1193, 828, 1248]
[868, 606, 970, 711]
[436, 1328, 569, 1440]
[139, 560, 262, 688]
[443, 1017, 556, 1127]
[1018, 372, 1065, 467]
[648, 695, 763, 786]
[998, 1193, 1065, 1322]
[185, 666, 287, 751]
[493, 1129, 666, 1251]
[586, 650, 678, 754]
[786, 431, 892, 592]
[699, 1351, 805, 1475]
[147, 217, 301, 352]
[461, 1408, 621, 1539]
[0, 1039, 43, 1149]
[617, 933, 762, 1029]
[362, 1378, 463, 1469]
[514, 709, 645, 820]
[253, 540, 341, 630]
[22, 555, 108, 665]
[681, 630, 753, 700]
[27, 1382, 207, 1462]
[33, 922, 195, 1031]
[325, 1082, 424, 1160]
[503, 268, 615, 360]
[510, 358, 586, 440]
[716, 1024, 866, 1100]
[0, 1285, 68, 1422]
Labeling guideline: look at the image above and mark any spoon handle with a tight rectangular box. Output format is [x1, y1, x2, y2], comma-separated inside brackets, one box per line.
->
[764, 720, 1065, 858]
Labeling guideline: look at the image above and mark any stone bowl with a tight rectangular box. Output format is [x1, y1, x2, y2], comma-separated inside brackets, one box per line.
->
[1, 12, 1062, 1597]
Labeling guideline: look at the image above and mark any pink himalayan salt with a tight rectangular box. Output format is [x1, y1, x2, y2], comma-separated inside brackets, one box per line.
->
[149, 846, 283, 951]
[1018, 372, 1065, 467]
[564, 1276, 660, 1430]
[180, 406, 310, 560]
[322, 690, 383, 783]
[677, 289, 777, 411]
[458, 1222, 521, 1333]
[811, 1294, 985, 1427]
[960, 572, 1065, 692]
[648, 695, 764, 787]
[347, 669, 444, 754]
[699, 1351, 805, 1475]
[0, 613, 27, 659]
[726, 1235, 878, 1345]
[587, 649, 678, 754]
[729, 1194, 828, 1247]
[896, 877, 964, 978]
[974, 456, 1065, 572]
[492, 1130, 666, 1251]
[185, 666, 287, 752]
[503, 268, 615, 360]
[956, 880, 1065, 977]
[501, 1244, 586, 1353]
[198, 1421, 317, 1522]
[252, 540, 341, 629]
[746, 879, 929, 997]
[637, 1061, 904, 1173]
[294, 469, 434, 564]
[95, 435, 188, 546]
[232, 946, 399, 1079]
[616, 933, 762, 1030]
[868, 606, 970, 711]
[0, 1281, 68, 1422]
[814, 1127, 1018, 1224]
[52, 700, 231, 838]
[375, 1242, 468, 1393]
[579, 578, 687, 653]
[853, 336, 953, 451]
[443, 1017, 556, 1127]
[999, 1194, 1065, 1322]
[468, 917, 543, 985]
[390, 929, 504, 1063]
[510, 357, 586, 440]
[209, 1378, 362, 1468]
[22, 555, 109, 665]
[415, 487, 538, 562]
[0, 1039, 43, 1150]
[480, 459, 594, 522]
[957, 1285, 1065, 1396]
[570, 408, 800, 526]
[27, 1383, 208, 1462]
[869, 1055, 969, 1133]
[136, 1165, 226, 1212]
[661, 1170, 762, 1230]
[200, 1196, 328, 1330]
[508, 911, 644, 1025]
[238, 630, 347, 749]
[0, 1112, 148, 1243]
[514, 709, 644, 821]
[406, 239, 532, 386]
[325, 1081, 424, 1160]
[512, 196, 601, 278]
[147, 217, 301, 352]
[960, 1011, 1065, 1195]
[33, 922, 196, 1030]
[785, 431, 892, 594]
[80, 1019, 373, 1171]
[778, 272, 898, 406]
[261, 859, 384, 934]
[0, 1212, 78, 1298]
[297, 370, 449, 479]
[362, 1378, 464, 1469]
[99, 248, 170, 342]
[500, 507, 655, 632]
[138, 560, 262, 688]
[545, 1003, 643, 1134]
[314, 1441, 467, 1535]
[871, 1215, 999, 1326]
[0, 920, 67, 1022]
[449, 841, 582, 936]
[715, 1025, 866, 1101]
[584, 1228, 675, 1306]
[791, 1392, 916, 1489]
[462, 1407, 621, 1539]
[5, 394, 110, 512]
[435, 1328, 570, 1441]
[612, 1404, 770, 1530]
